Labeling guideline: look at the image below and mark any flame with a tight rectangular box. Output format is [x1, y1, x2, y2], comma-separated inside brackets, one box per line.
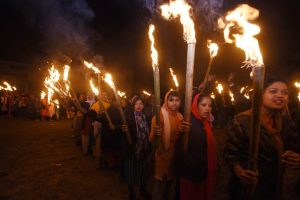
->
[169, 68, 179, 87]
[207, 40, 219, 58]
[89, 80, 99, 96]
[210, 93, 215, 99]
[295, 82, 300, 102]
[240, 86, 246, 93]
[2, 81, 13, 91]
[53, 99, 59, 108]
[218, 4, 264, 68]
[148, 24, 158, 69]
[84, 61, 101, 74]
[244, 93, 250, 99]
[63, 65, 70, 81]
[142, 90, 151, 96]
[104, 73, 116, 91]
[41, 91, 46, 99]
[216, 83, 223, 94]
[118, 91, 126, 98]
[160, 0, 196, 43]
[12, 86, 17, 91]
[229, 91, 235, 102]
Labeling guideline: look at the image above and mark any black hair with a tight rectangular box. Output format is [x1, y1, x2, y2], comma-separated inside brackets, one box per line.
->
[167, 90, 180, 100]
[131, 96, 144, 106]
[263, 74, 288, 90]
[196, 92, 211, 106]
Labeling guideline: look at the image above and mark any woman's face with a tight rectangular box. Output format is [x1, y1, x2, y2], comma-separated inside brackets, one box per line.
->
[197, 97, 212, 119]
[262, 81, 289, 110]
[134, 99, 144, 112]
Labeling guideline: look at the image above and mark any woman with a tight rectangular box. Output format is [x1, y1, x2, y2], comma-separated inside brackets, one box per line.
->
[176, 93, 217, 200]
[122, 96, 151, 200]
[225, 76, 300, 200]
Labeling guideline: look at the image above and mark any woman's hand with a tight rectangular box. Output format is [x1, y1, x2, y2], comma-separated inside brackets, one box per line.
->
[121, 124, 129, 133]
[282, 150, 300, 169]
[153, 125, 162, 137]
[178, 121, 191, 133]
[234, 165, 259, 185]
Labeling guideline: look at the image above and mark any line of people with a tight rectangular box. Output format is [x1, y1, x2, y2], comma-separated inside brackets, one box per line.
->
[71, 74, 300, 200]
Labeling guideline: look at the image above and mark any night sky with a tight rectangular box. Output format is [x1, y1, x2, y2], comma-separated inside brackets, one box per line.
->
[0, 0, 299, 95]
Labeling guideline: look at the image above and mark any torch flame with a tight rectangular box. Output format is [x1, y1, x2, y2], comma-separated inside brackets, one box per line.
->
[148, 24, 158, 69]
[90, 80, 99, 96]
[104, 73, 116, 91]
[210, 93, 215, 99]
[160, 0, 196, 43]
[41, 91, 46, 99]
[169, 68, 179, 88]
[207, 40, 219, 58]
[216, 83, 223, 94]
[63, 65, 70, 81]
[118, 91, 126, 98]
[229, 91, 235, 102]
[218, 4, 264, 68]
[142, 90, 151, 96]
[295, 82, 300, 102]
[3, 81, 13, 91]
[84, 61, 101, 74]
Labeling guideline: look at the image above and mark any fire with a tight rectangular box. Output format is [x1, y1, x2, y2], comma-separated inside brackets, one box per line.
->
[148, 24, 158, 69]
[1, 81, 14, 91]
[210, 93, 215, 99]
[142, 90, 151, 96]
[160, 0, 196, 43]
[53, 99, 60, 108]
[216, 83, 223, 94]
[218, 4, 264, 68]
[89, 80, 99, 96]
[41, 91, 46, 99]
[169, 68, 179, 88]
[229, 91, 235, 102]
[295, 82, 300, 102]
[104, 73, 116, 91]
[240, 86, 246, 93]
[207, 40, 219, 58]
[84, 61, 101, 74]
[63, 65, 70, 81]
[118, 91, 126, 98]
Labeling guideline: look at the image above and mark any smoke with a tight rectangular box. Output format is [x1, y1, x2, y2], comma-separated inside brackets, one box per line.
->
[6, 0, 98, 59]
[190, 0, 224, 31]
[140, 0, 223, 31]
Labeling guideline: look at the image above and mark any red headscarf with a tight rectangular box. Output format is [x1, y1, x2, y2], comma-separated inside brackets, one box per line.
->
[191, 93, 217, 199]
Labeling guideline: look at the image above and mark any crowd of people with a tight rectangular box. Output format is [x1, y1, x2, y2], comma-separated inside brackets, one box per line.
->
[1, 74, 300, 200]
[69, 74, 300, 200]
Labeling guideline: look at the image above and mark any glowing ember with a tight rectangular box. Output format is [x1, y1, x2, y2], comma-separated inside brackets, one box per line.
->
[169, 68, 179, 88]
[84, 61, 100, 74]
[142, 90, 151, 96]
[207, 40, 219, 58]
[90, 80, 99, 96]
[160, 0, 196, 43]
[216, 83, 223, 94]
[104, 73, 116, 91]
[218, 4, 264, 68]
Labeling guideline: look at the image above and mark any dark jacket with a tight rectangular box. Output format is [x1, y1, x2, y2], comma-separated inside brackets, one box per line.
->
[225, 111, 300, 200]
[124, 108, 151, 158]
[175, 114, 208, 182]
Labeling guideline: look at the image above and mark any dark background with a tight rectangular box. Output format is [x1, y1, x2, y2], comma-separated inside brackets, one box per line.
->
[0, 0, 299, 95]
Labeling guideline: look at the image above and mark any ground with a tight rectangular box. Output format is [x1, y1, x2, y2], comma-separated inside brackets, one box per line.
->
[0, 118, 299, 200]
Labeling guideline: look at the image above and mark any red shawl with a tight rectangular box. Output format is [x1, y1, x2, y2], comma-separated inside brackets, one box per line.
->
[183, 93, 217, 200]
